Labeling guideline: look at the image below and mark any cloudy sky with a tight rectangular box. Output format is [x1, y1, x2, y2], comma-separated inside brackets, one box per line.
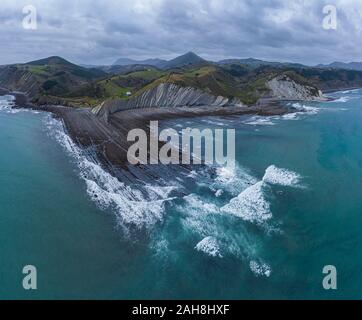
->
[0, 0, 361, 65]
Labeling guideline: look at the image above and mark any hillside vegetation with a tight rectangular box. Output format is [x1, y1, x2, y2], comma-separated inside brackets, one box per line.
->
[0, 56, 107, 106]
[1, 54, 362, 108]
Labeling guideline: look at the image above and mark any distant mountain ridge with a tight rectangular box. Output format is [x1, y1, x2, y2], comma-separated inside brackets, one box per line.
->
[113, 57, 166, 68]
[106, 53, 362, 73]
[218, 58, 306, 69]
[113, 52, 207, 70]
[316, 61, 362, 71]
[111, 53, 312, 71]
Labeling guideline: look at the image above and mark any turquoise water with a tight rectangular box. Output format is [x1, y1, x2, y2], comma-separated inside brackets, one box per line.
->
[0, 90, 362, 299]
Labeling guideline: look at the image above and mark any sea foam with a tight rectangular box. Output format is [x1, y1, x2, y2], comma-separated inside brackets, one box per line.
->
[212, 165, 258, 196]
[221, 181, 272, 223]
[262, 165, 301, 187]
[44, 116, 176, 232]
[0, 95, 41, 114]
[221, 165, 302, 223]
[243, 116, 276, 126]
[280, 103, 320, 120]
[43, 114, 302, 278]
[330, 96, 352, 103]
[249, 260, 272, 277]
[195, 236, 223, 258]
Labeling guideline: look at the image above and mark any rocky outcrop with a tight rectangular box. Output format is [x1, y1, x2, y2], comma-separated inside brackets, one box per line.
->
[0, 66, 39, 97]
[93, 83, 246, 120]
[267, 75, 326, 101]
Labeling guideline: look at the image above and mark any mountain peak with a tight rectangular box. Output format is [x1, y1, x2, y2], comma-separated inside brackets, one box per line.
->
[178, 51, 204, 61]
[27, 56, 74, 66]
[183, 51, 199, 57]
[161, 52, 206, 70]
[112, 52, 206, 69]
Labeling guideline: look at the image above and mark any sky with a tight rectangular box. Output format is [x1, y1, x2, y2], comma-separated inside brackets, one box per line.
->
[0, 0, 361, 66]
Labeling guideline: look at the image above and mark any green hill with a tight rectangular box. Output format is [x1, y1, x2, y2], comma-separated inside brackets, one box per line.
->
[2, 55, 362, 108]
[0, 56, 107, 103]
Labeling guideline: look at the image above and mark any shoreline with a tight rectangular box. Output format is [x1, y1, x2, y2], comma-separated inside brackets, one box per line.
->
[1, 89, 307, 179]
[28, 103, 292, 174]
[322, 86, 362, 94]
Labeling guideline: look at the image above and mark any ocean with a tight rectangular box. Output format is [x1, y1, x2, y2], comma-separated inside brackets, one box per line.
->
[0, 90, 362, 299]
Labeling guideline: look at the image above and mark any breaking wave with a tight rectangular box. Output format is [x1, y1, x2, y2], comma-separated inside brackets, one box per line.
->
[279, 103, 319, 121]
[221, 165, 302, 224]
[0, 95, 40, 115]
[243, 116, 276, 126]
[195, 236, 223, 258]
[221, 181, 271, 223]
[263, 165, 301, 187]
[44, 116, 177, 233]
[250, 260, 272, 277]
[330, 96, 352, 103]
[41, 111, 305, 278]
[340, 89, 360, 94]
[242, 102, 320, 125]
[178, 163, 303, 277]
[291, 102, 319, 114]
[0, 95, 17, 113]
[211, 165, 258, 197]
[180, 192, 263, 263]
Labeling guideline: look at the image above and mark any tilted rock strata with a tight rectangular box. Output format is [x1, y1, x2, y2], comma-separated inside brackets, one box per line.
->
[267, 75, 326, 101]
[93, 83, 246, 120]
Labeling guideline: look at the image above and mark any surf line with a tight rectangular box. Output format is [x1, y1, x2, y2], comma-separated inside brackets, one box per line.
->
[127, 120, 235, 168]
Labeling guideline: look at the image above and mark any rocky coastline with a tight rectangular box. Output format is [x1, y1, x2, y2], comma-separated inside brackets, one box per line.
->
[5, 81, 355, 180]
[4, 88, 293, 178]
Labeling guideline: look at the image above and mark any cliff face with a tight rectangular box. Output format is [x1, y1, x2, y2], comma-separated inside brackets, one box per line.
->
[267, 75, 325, 101]
[93, 83, 246, 120]
[0, 66, 40, 97]
[93, 76, 329, 121]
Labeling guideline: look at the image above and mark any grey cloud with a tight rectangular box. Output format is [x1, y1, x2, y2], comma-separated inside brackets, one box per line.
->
[0, 0, 361, 65]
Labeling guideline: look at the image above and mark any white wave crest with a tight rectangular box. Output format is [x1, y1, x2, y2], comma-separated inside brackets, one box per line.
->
[0, 95, 17, 113]
[0, 95, 40, 114]
[195, 236, 223, 258]
[340, 89, 360, 94]
[330, 96, 351, 103]
[244, 103, 319, 124]
[212, 165, 258, 196]
[44, 116, 174, 231]
[182, 194, 220, 216]
[262, 165, 301, 187]
[221, 165, 302, 223]
[285, 103, 319, 120]
[243, 116, 275, 126]
[249, 260, 271, 277]
[281, 112, 300, 120]
[221, 181, 272, 223]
